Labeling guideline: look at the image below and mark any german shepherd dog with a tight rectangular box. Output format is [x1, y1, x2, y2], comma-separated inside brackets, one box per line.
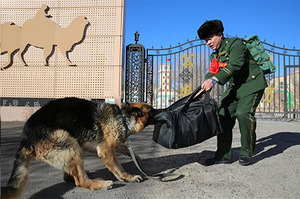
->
[1, 97, 160, 199]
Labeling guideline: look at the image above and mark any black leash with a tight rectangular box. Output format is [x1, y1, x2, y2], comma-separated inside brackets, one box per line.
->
[128, 146, 183, 182]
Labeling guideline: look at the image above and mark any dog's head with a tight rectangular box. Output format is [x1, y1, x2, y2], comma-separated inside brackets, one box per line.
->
[122, 102, 163, 134]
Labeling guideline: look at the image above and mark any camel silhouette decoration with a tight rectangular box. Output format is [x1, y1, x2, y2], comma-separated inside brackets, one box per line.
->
[0, 5, 90, 70]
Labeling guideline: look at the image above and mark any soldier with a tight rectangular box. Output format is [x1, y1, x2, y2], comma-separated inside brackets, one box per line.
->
[197, 20, 268, 166]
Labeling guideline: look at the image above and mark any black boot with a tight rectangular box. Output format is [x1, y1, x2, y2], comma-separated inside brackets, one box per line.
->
[239, 156, 252, 166]
[205, 157, 231, 166]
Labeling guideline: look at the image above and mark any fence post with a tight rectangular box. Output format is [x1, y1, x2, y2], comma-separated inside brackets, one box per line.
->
[283, 57, 288, 117]
[125, 32, 145, 102]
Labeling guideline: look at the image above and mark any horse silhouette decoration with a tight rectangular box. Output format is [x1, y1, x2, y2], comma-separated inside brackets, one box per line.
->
[0, 5, 90, 70]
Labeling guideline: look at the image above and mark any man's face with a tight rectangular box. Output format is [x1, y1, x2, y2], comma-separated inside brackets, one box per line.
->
[204, 33, 223, 50]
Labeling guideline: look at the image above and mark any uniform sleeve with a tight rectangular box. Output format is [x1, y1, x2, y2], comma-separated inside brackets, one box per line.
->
[214, 39, 247, 85]
[205, 72, 214, 80]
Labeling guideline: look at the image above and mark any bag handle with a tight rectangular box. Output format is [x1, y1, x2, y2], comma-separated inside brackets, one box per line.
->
[181, 85, 206, 113]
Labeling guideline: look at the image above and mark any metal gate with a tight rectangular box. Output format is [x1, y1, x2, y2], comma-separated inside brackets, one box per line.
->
[126, 37, 300, 119]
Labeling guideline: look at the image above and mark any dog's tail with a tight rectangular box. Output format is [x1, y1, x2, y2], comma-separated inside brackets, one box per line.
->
[1, 147, 30, 199]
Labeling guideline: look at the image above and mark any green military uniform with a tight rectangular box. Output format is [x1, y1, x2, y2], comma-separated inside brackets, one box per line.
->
[206, 37, 268, 160]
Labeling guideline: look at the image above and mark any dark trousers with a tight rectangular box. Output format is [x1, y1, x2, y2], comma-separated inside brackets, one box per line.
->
[216, 89, 265, 160]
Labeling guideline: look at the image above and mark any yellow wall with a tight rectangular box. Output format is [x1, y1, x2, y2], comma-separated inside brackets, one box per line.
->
[0, 0, 125, 121]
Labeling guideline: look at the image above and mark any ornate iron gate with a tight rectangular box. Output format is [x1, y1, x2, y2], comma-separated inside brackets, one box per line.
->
[125, 43, 145, 102]
[125, 36, 300, 119]
[259, 42, 300, 119]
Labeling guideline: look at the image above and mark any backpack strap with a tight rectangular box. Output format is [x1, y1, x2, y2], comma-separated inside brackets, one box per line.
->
[221, 38, 258, 64]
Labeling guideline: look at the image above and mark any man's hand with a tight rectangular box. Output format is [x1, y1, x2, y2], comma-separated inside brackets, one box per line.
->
[194, 77, 218, 99]
[201, 77, 218, 91]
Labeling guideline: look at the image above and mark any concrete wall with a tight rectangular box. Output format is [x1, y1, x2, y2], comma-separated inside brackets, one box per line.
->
[0, 0, 125, 121]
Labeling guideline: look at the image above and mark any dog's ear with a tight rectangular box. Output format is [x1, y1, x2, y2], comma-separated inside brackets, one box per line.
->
[121, 103, 145, 118]
[128, 107, 145, 118]
[121, 102, 130, 112]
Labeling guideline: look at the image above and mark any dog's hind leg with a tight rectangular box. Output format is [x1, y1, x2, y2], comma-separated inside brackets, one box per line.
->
[1, 147, 31, 199]
[36, 130, 113, 190]
[66, 156, 113, 190]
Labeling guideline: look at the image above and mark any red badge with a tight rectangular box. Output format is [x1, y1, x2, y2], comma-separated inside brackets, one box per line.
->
[209, 57, 228, 74]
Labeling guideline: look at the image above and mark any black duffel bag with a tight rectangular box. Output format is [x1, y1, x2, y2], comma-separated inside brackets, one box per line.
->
[153, 87, 223, 149]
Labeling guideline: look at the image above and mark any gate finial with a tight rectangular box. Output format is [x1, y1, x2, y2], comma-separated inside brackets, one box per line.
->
[135, 31, 140, 44]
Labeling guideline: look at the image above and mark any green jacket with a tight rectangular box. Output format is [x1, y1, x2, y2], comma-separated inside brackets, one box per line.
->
[205, 37, 268, 99]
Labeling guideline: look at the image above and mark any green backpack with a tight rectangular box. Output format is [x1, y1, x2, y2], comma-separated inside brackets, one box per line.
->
[242, 35, 276, 74]
[224, 35, 276, 74]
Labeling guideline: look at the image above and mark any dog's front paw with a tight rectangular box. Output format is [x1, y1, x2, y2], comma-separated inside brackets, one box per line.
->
[115, 172, 143, 183]
[104, 180, 114, 190]
[87, 180, 114, 190]
[128, 175, 143, 183]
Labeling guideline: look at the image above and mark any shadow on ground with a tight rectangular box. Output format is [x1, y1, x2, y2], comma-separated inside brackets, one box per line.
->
[230, 132, 300, 163]
[2, 122, 299, 198]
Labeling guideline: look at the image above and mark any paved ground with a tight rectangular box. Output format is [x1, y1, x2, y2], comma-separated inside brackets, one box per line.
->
[1, 120, 300, 199]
